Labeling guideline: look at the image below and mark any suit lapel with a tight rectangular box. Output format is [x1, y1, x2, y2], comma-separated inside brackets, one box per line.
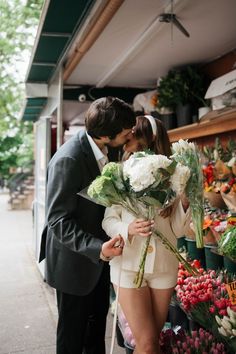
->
[79, 131, 101, 180]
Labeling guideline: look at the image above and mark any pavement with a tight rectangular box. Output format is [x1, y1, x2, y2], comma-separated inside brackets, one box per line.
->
[0, 191, 125, 354]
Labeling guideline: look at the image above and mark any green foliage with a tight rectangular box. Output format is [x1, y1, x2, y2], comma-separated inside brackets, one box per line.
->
[0, 0, 43, 179]
[157, 65, 209, 109]
[202, 137, 236, 162]
[218, 227, 236, 261]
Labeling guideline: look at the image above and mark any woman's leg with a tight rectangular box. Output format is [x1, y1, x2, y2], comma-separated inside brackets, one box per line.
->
[150, 287, 174, 341]
[117, 285, 159, 354]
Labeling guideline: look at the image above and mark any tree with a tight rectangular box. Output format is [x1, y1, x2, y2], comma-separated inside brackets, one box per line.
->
[0, 0, 43, 179]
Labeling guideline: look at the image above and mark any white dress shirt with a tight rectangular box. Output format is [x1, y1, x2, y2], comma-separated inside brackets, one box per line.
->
[86, 132, 108, 172]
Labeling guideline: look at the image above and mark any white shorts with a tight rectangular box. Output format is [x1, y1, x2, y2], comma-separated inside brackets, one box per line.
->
[110, 266, 177, 289]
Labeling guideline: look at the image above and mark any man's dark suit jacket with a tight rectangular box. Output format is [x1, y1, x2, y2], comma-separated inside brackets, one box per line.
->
[39, 130, 109, 296]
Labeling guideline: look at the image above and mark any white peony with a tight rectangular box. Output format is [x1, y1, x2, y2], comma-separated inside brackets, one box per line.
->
[123, 154, 172, 192]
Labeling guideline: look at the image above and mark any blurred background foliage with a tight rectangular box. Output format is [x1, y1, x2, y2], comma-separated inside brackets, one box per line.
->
[0, 0, 43, 179]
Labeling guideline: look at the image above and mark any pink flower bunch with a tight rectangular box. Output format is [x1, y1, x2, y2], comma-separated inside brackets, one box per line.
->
[160, 327, 227, 354]
[176, 269, 229, 313]
[175, 263, 236, 353]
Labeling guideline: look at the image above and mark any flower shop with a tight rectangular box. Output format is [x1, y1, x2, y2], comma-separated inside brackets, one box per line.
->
[19, 0, 236, 353]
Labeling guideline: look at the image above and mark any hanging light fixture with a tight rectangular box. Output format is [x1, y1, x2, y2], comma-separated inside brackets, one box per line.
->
[159, 0, 190, 38]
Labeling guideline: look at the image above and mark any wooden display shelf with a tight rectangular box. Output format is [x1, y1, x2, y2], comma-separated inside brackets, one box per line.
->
[168, 108, 236, 142]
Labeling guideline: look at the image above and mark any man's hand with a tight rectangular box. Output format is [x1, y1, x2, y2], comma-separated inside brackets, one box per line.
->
[101, 235, 124, 260]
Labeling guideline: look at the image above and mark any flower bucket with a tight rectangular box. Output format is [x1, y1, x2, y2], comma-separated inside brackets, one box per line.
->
[185, 238, 206, 268]
[176, 103, 193, 127]
[168, 302, 189, 330]
[160, 113, 177, 130]
[177, 236, 187, 252]
[223, 256, 236, 273]
[204, 245, 223, 270]
[204, 191, 227, 209]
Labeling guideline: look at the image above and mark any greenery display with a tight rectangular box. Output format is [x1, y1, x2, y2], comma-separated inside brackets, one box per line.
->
[157, 65, 209, 110]
[218, 227, 236, 261]
[0, 0, 43, 179]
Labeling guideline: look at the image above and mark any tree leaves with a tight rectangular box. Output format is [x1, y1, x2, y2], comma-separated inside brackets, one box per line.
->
[0, 0, 43, 178]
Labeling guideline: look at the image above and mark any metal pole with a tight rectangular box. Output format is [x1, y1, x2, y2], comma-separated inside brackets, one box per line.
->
[57, 68, 63, 149]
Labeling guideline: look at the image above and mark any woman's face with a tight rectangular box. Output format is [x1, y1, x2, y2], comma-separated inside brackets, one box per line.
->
[124, 131, 147, 153]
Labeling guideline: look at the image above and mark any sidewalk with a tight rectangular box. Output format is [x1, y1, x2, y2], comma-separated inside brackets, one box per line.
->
[0, 192, 124, 354]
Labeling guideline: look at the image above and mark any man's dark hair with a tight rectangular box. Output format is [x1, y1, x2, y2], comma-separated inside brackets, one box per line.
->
[85, 97, 135, 139]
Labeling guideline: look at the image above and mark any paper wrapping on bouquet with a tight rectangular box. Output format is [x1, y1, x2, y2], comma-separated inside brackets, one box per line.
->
[77, 186, 100, 204]
[203, 229, 218, 246]
[221, 191, 236, 213]
[204, 191, 227, 209]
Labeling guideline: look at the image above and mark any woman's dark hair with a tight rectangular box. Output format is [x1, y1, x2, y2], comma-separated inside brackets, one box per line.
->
[133, 116, 172, 157]
[85, 97, 136, 139]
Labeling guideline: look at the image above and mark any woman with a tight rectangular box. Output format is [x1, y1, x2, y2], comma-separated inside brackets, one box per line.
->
[102, 115, 191, 354]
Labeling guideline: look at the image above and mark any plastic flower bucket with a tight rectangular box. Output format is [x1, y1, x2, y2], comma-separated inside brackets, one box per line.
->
[204, 245, 223, 270]
[185, 238, 206, 268]
[168, 302, 189, 330]
[177, 236, 187, 252]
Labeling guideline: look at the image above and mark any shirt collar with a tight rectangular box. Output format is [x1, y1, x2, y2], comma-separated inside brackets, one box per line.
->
[86, 132, 108, 164]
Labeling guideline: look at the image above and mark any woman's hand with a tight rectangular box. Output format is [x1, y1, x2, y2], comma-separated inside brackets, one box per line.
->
[101, 235, 124, 260]
[128, 218, 154, 241]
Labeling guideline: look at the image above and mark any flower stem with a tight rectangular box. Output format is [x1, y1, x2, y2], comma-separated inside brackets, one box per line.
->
[191, 207, 204, 249]
[153, 229, 199, 276]
[133, 234, 152, 288]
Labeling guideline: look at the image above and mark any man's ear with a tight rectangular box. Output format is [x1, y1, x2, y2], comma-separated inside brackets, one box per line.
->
[99, 136, 111, 144]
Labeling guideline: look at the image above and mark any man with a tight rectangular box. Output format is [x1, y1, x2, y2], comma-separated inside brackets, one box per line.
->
[39, 97, 136, 354]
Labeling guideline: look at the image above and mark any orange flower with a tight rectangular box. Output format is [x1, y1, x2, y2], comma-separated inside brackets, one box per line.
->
[203, 217, 212, 230]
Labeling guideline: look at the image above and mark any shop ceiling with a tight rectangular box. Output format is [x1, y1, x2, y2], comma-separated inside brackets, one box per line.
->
[22, 0, 236, 122]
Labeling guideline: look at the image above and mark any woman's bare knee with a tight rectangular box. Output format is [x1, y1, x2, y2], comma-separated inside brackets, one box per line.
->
[135, 336, 159, 354]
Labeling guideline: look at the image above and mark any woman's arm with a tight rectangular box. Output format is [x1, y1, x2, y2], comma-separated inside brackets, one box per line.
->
[102, 205, 154, 243]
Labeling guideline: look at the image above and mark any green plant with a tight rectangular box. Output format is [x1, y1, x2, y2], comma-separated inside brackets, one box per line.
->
[218, 226, 236, 261]
[157, 65, 209, 109]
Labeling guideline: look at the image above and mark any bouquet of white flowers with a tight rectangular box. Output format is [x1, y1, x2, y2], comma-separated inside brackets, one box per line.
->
[171, 139, 204, 248]
[88, 148, 200, 287]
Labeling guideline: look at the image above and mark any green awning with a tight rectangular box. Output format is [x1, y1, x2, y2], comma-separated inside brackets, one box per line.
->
[22, 97, 47, 122]
[26, 0, 95, 83]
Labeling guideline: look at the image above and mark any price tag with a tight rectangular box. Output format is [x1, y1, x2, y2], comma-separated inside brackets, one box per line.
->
[225, 281, 236, 304]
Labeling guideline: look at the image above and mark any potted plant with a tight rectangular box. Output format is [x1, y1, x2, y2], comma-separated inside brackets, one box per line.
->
[157, 65, 209, 127]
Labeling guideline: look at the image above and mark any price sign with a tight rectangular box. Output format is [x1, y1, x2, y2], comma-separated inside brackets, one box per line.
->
[226, 281, 236, 304]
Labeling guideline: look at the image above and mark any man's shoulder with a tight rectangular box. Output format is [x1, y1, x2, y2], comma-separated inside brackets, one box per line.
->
[51, 130, 87, 160]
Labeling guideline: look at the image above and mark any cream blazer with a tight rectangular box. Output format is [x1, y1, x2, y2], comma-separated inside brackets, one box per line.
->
[102, 200, 191, 274]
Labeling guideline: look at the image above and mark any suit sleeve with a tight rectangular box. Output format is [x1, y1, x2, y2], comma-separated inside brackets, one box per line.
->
[45, 156, 103, 263]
